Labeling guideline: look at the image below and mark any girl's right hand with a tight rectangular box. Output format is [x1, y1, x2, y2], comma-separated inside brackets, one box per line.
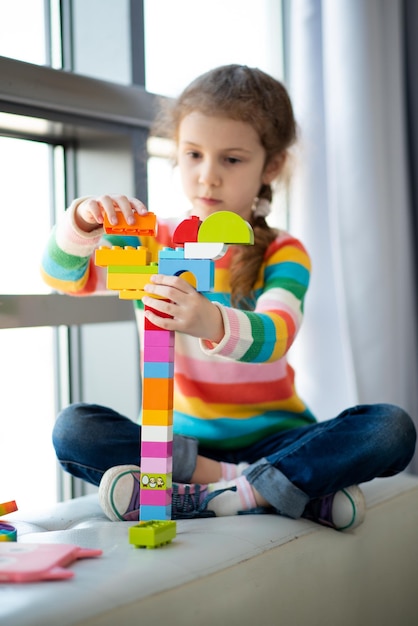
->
[75, 194, 147, 232]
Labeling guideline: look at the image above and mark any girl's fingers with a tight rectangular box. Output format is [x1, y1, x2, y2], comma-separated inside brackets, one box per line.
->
[97, 194, 148, 225]
[146, 274, 194, 294]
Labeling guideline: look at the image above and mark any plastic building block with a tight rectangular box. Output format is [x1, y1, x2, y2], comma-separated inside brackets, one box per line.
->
[141, 472, 172, 489]
[142, 378, 174, 409]
[92, 212, 255, 533]
[108, 264, 157, 274]
[143, 344, 175, 363]
[142, 384, 173, 409]
[197, 211, 254, 244]
[158, 257, 214, 292]
[141, 440, 173, 458]
[119, 289, 146, 300]
[144, 302, 173, 330]
[137, 504, 172, 522]
[107, 270, 157, 291]
[0, 523, 17, 542]
[120, 289, 167, 301]
[95, 246, 151, 267]
[139, 456, 172, 474]
[0, 543, 102, 582]
[0, 501, 18, 542]
[141, 425, 173, 443]
[172, 215, 202, 246]
[103, 211, 157, 236]
[139, 489, 172, 506]
[144, 330, 175, 347]
[184, 241, 228, 260]
[129, 520, 176, 548]
[159, 247, 186, 259]
[143, 361, 174, 379]
[141, 408, 173, 426]
[0, 501, 17, 516]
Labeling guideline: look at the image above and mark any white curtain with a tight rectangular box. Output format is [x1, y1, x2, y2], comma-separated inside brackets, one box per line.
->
[286, 0, 418, 469]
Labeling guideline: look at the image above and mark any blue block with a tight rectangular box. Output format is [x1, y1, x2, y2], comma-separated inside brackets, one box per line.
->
[158, 247, 185, 259]
[158, 257, 214, 292]
[143, 361, 174, 379]
[140, 504, 172, 521]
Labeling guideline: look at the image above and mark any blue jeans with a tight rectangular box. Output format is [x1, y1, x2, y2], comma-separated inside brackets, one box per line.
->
[52, 402, 416, 519]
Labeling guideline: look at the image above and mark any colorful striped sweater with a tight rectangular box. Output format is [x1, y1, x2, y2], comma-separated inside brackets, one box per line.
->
[41, 200, 316, 450]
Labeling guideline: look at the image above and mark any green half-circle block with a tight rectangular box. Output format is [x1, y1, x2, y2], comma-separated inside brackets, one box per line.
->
[198, 211, 254, 244]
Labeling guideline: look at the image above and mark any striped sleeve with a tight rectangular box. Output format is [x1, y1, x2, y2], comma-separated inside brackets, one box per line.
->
[40, 199, 109, 295]
[201, 233, 311, 363]
[41, 202, 178, 296]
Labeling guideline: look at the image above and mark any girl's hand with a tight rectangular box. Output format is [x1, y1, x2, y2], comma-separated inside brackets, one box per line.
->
[142, 275, 225, 343]
[75, 194, 147, 232]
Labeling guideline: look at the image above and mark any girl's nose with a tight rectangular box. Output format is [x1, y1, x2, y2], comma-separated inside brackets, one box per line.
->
[198, 159, 220, 187]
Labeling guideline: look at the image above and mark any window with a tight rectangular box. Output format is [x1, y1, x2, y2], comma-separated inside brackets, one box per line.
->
[144, 0, 288, 228]
[0, 0, 47, 65]
[0, 0, 285, 508]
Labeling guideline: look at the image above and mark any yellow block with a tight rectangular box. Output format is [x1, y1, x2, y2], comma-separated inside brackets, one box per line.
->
[95, 246, 151, 267]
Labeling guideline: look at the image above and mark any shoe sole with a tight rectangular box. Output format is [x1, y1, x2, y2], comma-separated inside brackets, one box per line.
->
[335, 486, 366, 531]
[99, 465, 140, 521]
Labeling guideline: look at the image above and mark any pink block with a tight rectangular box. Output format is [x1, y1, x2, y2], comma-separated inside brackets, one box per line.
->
[141, 441, 173, 458]
[144, 330, 175, 347]
[143, 345, 174, 362]
[141, 457, 173, 474]
[140, 488, 172, 506]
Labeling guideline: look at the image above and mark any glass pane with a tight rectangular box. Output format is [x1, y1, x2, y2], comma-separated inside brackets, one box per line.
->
[144, 0, 283, 97]
[0, 0, 47, 65]
[147, 156, 186, 220]
[144, 1, 286, 227]
[0, 137, 53, 294]
[0, 327, 57, 508]
[72, 0, 131, 84]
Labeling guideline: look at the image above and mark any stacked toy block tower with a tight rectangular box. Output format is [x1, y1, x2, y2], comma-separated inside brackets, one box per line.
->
[139, 305, 174, 520]
[95, 209, 254, 526]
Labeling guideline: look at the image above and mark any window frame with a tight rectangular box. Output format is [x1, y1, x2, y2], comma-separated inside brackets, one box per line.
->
[0, 53, 157, 328]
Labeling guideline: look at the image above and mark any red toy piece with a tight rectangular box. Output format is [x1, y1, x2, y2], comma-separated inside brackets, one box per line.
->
[172, 215, 202, 246]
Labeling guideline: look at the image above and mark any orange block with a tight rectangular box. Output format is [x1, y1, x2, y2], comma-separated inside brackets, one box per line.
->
[142, 378, 174, 410]
[103, 211, 157, 236]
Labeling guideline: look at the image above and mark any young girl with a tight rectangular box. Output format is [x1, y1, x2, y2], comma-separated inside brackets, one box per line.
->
[42, 64, 416, 530]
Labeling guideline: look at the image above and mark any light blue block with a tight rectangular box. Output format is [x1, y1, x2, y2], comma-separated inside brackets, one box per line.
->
[158, 247, 185, 259]
[143, 361, 174, 379]
[140, 504, 172, 521]
[158, 257, 214, 292]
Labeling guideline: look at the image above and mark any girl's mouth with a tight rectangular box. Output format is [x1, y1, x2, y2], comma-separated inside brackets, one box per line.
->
[198, 197, 221, 206]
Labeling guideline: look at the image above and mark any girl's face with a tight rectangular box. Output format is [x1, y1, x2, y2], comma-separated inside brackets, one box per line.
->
[177, 112, 276, 221]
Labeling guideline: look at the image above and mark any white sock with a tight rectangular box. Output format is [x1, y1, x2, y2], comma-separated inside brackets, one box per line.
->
[220, 461, 250, 481]
[206, 476, 257, 516]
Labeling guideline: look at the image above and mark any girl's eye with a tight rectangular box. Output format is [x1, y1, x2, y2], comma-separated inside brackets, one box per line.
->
[225, 157, 241, 164]
[187, 151, 201, 159]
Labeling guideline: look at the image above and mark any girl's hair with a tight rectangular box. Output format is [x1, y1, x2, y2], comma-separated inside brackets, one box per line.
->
[151, 64, 298, 308]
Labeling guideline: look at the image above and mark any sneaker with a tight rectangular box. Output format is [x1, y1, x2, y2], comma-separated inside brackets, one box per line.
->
[171, 483, 237, 519]
[98, 466, 238, 521]
[303, 485, 366, 531]
[99, 465, 141, 521]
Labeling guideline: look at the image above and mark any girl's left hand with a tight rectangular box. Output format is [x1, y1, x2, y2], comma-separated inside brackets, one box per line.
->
[142, 275, 224, 343]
